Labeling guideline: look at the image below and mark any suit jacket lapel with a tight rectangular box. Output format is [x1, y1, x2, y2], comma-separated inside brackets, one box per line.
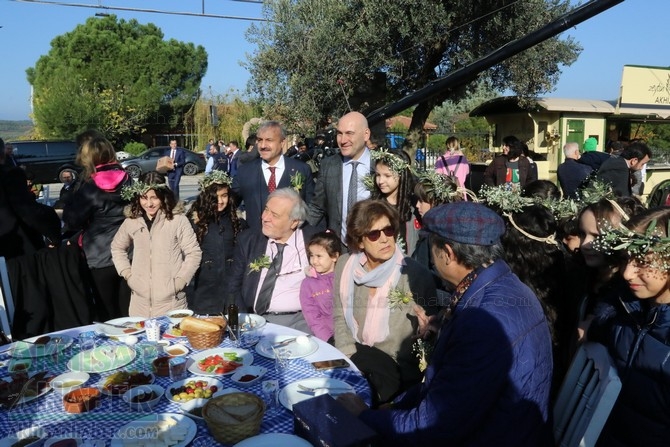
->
[335, 156, 344, 223]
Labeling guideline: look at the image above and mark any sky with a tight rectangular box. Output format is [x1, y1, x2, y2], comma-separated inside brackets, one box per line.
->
[0, 0, 668, 121]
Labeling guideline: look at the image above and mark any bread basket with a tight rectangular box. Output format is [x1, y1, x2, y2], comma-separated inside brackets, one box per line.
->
[182, 316, 226, 350]
[203, 392, 265, 444]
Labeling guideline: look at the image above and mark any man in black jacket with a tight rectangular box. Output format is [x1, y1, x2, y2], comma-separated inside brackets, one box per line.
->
[596, 142, 652, 197]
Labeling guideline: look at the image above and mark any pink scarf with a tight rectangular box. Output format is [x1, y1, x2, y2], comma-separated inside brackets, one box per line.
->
[339, 246, 404, 346]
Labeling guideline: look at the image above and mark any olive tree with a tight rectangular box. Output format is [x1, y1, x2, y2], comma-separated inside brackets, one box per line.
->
[246, 0, 581, 135]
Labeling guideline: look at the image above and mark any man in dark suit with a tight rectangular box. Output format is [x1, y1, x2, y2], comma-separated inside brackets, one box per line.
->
[228, 140, 242, 177]
[164, 139, 186, 199]
[229, 188, 318, 332]
[232, 121, 314, 230]
[307, 111, 372, 242]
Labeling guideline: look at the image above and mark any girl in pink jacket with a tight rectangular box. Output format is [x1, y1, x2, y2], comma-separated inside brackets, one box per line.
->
[299, 230, 341, 342]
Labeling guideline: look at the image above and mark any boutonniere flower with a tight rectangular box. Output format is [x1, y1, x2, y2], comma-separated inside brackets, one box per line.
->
[290, 171, 305, 192]
[413, 338, 434, 372]
[362, 173, 376, 192]
[388, 287, 413, 311]
[248, 255, 271, 273]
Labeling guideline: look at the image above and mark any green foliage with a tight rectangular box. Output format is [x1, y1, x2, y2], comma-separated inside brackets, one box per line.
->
[246, 0, 580, 134]
[26, 15, 208, 141]
[123, 141, 147, 156]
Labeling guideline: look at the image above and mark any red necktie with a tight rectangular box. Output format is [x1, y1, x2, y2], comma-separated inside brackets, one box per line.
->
[268, 167, 277, 193]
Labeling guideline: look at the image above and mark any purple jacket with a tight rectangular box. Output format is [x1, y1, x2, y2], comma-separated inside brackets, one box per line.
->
[299, 270, 334, 342]
[358, 260, 553, 446]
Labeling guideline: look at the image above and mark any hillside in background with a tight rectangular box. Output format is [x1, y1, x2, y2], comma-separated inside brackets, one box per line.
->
[0, 121, 34, 140]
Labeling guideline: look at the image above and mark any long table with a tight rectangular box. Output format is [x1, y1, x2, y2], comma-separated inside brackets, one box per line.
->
[0, 318, 371, 445]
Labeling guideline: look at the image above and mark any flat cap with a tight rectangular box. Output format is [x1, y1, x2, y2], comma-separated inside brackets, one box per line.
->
[421, 202, 505, 246]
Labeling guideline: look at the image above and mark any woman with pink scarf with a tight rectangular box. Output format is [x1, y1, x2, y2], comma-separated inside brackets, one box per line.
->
[333, 199, 438, 406]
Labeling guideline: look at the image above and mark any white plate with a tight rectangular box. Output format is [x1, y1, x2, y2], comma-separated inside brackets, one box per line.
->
[165, 376, 224, 403]
[0, 427, 47, 447]
[255, 336, 319, 359]
[239, 313, 266, 331]
[11, 335, 74, 358]
[278, 378, 354, 411]
[234, 433, 312, 447]
[95, 317, 146, 337]
[186, 348, 253, 376]
[98, 371, 155, 396]
[67, 345, 136, 373]
[110, 413, 197, 447]
[0, 372, 54, 407]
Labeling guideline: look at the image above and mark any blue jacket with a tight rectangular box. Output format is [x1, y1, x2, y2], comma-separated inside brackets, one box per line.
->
[359, 260, 553, 446]
[589, 297, 670, 447]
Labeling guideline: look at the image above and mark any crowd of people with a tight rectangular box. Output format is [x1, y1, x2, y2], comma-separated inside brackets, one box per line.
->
[0, 113, 667, 446]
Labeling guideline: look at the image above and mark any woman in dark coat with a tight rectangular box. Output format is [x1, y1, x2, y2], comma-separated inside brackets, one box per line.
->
[62, 133, 132, 320]
[588, 207, 670, 447]
[187, 171, 247, 314]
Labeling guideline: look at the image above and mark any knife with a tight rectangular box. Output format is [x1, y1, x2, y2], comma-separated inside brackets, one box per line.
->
[272, 334, 311, 349]
[93, 321, 131, 330]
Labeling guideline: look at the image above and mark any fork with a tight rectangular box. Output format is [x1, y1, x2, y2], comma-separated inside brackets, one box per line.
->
[297, 384, 352, 393]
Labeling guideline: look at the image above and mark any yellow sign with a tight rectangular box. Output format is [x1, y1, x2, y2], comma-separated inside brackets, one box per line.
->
[620, 65, 670, 106]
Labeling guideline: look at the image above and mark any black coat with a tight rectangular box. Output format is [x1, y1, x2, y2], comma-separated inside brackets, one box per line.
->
[62, 165, 132, 268]
[187, 212, 247, 314]
[0, 165, 61, 259]
[589, 298, 670, 447]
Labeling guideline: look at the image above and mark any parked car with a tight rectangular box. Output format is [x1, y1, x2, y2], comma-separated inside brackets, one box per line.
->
[119, 147, 206, 178]
[115, 151, 131, 160]
[8, 140, 79, 184]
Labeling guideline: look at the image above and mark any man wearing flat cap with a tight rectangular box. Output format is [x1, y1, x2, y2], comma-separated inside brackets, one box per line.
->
[338, 201, 554, 446]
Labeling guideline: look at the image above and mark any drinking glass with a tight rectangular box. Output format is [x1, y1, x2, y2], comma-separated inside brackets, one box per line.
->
[273, 347, 290, 373]
[261, 380, 279, 415]
[240, 327, 262, 349]
[78, 331, 96, 352]
[137, 341, 159, 366]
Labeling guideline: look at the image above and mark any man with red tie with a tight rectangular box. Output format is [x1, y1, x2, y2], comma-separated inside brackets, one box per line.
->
[232, 121, 314, 230]
[165, 139, 185, 199]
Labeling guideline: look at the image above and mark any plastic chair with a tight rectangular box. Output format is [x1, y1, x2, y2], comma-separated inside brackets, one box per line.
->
[0, 257, 14, 340]
[553, 342, 621, 447]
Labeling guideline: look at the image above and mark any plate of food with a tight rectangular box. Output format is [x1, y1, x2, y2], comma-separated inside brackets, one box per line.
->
[278, 378, 355, 411]
[165, 376, 224, 403]
[0, 371, 55, 408]
[95, 317, 146, 337]
[11, 335, 74, 359]
[110, 413, 196, 447]
[186, 348, 252, 376]
[97, 370, 155, 396]
[255, 335, 318, 359]
[67, 345, 136, 373]
[163, 324, 187, 339]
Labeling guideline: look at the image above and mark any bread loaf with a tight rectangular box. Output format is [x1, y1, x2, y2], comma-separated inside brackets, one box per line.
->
[180, 316, 221, 333]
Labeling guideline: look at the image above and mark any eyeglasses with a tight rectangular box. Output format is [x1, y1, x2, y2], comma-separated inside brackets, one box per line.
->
[364, 226, 395, 242]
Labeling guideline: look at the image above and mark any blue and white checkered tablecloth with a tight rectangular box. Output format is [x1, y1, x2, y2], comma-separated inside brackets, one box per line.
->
[0, 319, 371, 446]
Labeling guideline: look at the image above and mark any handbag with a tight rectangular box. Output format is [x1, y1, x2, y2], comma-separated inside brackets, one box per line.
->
[440, 155, 463, 187]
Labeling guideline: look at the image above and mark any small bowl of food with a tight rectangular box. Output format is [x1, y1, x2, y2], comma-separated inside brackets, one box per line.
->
[122, 384, 164, 412]
[180, 398, 208, 421]
[50, 372, 90, 396]
[166, 309, 194, 325]
[8, 360, 31, 381]
[63, 387, 101, 414]
[164, 343, 189, 357]
[230, 365, 267, 388]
